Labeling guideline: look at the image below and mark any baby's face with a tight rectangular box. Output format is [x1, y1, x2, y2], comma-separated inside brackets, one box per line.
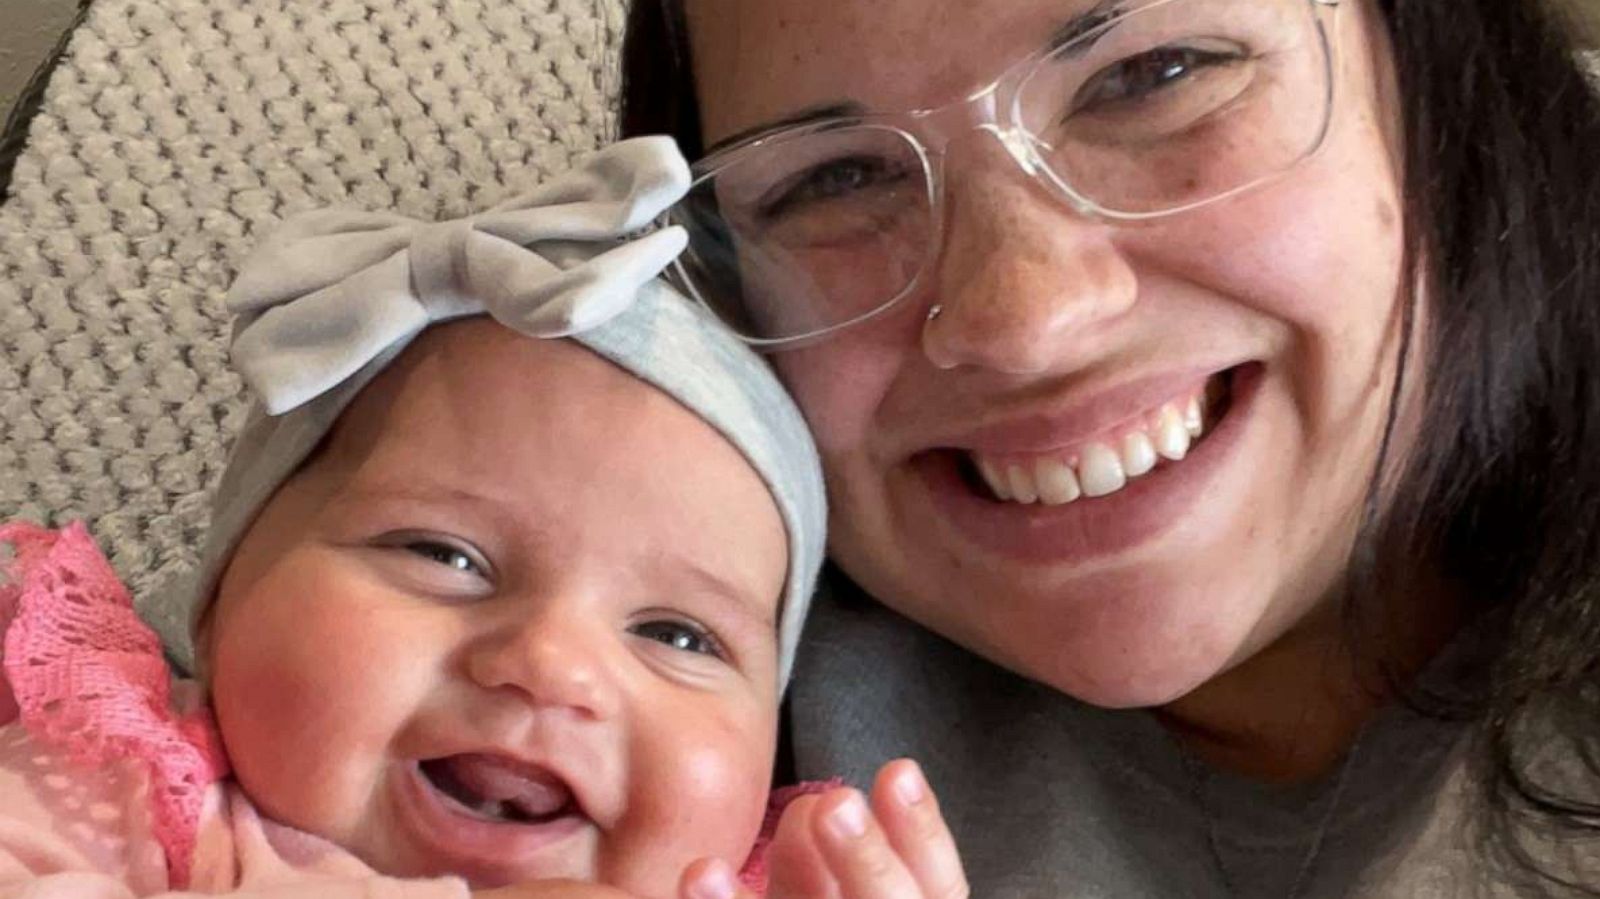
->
[205, 320, 787, 895]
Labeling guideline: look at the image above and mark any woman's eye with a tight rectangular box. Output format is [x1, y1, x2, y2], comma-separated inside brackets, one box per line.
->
[1072, 45, 1243, 113]
[762, 156, 907, 218]
[404, 540, 486, 577]
[630, 619, 725, 659]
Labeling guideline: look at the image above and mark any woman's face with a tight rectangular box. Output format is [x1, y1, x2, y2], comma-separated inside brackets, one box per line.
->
[686, 0, 1410, 707]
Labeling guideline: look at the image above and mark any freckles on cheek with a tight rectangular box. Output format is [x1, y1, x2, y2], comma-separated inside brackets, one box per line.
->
[775, 364, 861, 454]
[773, 340, 903, 458]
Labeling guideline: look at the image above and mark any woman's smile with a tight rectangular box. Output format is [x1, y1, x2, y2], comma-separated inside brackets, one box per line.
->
[905, 364, 1257, 566]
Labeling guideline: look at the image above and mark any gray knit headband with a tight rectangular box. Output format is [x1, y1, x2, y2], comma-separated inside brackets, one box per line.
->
[154, 137, 826, 689]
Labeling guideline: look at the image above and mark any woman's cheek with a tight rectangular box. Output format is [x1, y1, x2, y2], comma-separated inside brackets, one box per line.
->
[773, 336, 904, 457]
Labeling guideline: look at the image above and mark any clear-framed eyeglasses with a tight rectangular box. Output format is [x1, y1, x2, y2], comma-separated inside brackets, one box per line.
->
[667, 0, 1343, 347]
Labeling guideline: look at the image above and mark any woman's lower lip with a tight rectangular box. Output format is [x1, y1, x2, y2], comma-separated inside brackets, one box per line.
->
[912, 365, 1262, 566]
[391, 762, 589, 887]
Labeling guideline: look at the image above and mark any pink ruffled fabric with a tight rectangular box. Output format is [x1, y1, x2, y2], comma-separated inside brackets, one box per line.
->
[739, 778, 844, 894]
[0, 521, 230, 888]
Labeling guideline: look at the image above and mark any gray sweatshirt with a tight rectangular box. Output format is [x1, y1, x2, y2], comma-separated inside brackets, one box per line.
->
[787, 577, 1581, 898]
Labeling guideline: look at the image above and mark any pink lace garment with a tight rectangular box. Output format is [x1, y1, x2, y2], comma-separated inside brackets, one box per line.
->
[0, 521, 230, 888]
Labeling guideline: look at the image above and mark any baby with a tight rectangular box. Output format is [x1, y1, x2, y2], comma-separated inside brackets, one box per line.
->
[0, 139, 965, 899]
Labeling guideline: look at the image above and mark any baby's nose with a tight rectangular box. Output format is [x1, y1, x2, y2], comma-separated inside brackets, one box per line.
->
[465, 610, 623, 721]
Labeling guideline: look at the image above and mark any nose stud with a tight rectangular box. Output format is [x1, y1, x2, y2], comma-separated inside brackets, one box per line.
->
[922, 304, 960, 371]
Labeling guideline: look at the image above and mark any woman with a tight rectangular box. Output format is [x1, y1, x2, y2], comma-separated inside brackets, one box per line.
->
[621, 0, 1600, 896]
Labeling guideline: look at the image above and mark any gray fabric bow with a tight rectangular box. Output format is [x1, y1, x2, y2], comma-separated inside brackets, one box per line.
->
[226, 137, 691, 414]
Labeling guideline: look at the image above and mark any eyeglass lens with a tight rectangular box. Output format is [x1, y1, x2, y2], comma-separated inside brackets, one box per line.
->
[675, 0, 1333, 343]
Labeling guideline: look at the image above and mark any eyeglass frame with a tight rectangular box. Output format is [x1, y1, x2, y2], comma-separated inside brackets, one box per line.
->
[666, 0, 1346, 349]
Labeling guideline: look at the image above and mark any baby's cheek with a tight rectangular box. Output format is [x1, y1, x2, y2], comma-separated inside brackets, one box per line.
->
[667, 725, 773, 852]
[605, 711, 776, 892]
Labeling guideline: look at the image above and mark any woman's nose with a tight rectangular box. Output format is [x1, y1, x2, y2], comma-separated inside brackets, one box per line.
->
[465, 609, 621, 721]
[920, 141, 1138, 373]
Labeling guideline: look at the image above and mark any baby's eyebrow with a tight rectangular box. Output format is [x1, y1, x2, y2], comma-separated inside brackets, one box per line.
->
[321, 480, 530, 533]
[328, 480, 499, 512]
[674, 559, 780, 630]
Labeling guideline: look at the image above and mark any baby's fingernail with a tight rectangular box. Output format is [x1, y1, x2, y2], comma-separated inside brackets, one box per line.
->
[893, 764, 927, 805]
[688, 860, 738, 899]
[827, 792, 869, 839]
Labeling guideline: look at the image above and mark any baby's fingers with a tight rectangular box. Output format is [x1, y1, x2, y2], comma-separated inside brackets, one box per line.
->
[811, 788, 924, 899]
[871, 761, 969, 899]
[767, 794, 842, 899]
[679, 858, 762, 899]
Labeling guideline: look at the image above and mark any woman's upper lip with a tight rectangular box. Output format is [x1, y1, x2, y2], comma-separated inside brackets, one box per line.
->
[911, 365, 1236, 454]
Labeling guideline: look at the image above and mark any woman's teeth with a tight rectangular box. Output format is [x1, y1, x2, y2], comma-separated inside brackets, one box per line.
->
[971, 392, 1212, 507]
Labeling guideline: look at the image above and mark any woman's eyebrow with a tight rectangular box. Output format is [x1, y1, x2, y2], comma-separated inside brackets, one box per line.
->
[1049, 0, 1129, 58]
[704, 101, 865, 156]
[703, 1, 1129, 157]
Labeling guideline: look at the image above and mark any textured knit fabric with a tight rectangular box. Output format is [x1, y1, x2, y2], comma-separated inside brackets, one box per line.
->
[0, 0, 626, 650]
[790, 578, 1596, 899]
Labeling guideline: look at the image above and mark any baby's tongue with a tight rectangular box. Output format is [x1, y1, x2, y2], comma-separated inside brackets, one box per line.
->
[441, 753, 572, 819]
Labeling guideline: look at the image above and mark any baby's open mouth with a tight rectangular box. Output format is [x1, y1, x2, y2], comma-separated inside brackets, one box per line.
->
[419, 754, 577, 826]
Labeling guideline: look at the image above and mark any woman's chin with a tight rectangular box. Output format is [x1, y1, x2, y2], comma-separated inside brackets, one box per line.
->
[1035, 655, 1222, 711]
[969, 584, 1267, 711]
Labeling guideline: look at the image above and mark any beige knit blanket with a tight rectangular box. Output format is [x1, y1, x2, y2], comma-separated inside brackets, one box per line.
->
[0, 0, 622, 637]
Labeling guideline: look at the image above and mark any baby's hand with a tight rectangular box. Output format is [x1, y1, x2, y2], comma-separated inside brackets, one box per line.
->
[677, 760, 968, 899]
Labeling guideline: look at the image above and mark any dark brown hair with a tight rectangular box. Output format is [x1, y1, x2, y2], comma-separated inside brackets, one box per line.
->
[620, 1, 1600, 891]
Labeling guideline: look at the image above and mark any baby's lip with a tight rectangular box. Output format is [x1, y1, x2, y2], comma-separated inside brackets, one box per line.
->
[422, 753, 574, 822]
[395, 758, 592, 887]
[414, 726, 621, 829]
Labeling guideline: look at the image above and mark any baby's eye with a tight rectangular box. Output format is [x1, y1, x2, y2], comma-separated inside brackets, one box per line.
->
[404, 540, 487, 577]
[629, 619, 725, 659]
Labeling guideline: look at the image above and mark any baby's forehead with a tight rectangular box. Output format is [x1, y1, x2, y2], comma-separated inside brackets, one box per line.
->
[326, 321, 699, 452]
[304, 318, 790, 600]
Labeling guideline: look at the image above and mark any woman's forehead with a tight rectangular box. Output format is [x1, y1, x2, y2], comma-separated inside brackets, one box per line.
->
[685, 0, 1081, 141]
